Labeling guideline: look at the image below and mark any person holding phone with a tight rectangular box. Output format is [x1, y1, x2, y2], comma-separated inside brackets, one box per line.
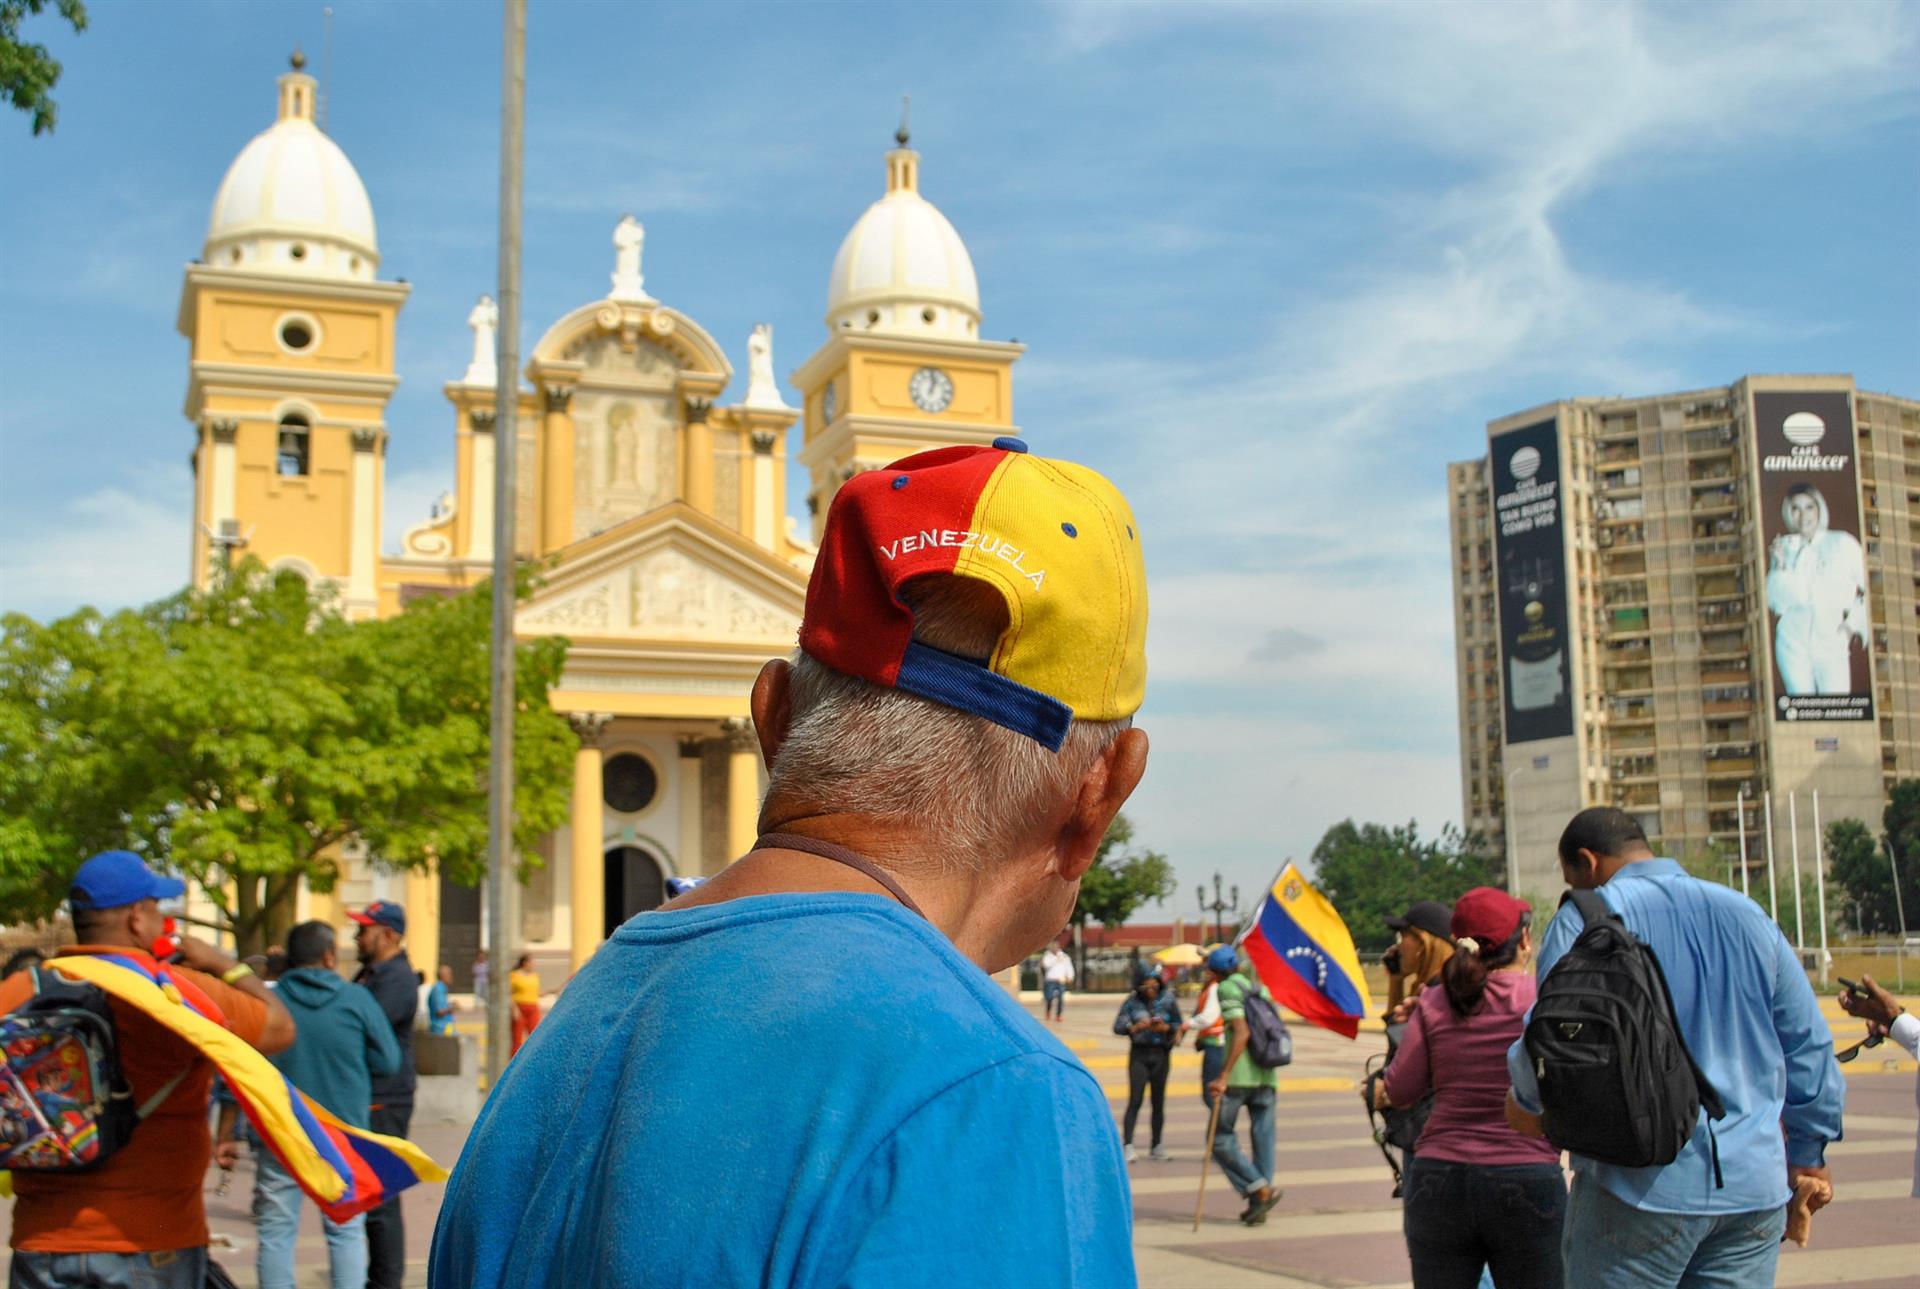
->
[1839, 975, 1918, 1197]
[1112, 963, 1181, 1162]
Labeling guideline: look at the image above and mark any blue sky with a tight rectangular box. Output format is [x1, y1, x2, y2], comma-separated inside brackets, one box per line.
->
[3, 0, 1916, 920]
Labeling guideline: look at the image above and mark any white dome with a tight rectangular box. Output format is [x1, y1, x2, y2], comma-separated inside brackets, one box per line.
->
[204, 64, 378, 280]
[826, 147, 979, 338]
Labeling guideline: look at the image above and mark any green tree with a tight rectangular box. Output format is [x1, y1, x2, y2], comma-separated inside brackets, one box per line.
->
[1310, 819, 1500, 953]
[1824, 817, 1897, 933]
[1071, 813, 1174, 934]
[2, 0, 86, 135]
[0, 562, 573, 954]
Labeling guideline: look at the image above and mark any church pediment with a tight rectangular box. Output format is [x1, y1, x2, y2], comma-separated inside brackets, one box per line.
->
[516, 504, 803, 644]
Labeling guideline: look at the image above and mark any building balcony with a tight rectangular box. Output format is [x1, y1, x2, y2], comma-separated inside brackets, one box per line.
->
[1705, 758, 1758, 778]
[1702, 699, 1751, 716]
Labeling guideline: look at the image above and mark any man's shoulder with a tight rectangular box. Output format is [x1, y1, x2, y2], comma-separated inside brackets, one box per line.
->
[600, 894, 1073, 1067]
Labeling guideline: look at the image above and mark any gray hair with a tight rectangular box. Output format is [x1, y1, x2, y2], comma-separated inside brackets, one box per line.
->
[766, 577, 1128, 872]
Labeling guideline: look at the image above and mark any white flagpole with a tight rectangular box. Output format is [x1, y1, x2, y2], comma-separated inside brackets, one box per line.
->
[1788, 792, 1806, 954]
[1812, 790, 1830, 988]
[1736, 785, 1751, 900]
[1764, 790, 1780, 927]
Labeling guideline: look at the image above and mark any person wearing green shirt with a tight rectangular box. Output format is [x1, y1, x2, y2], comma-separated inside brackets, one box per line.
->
[1205, 957, 1282, 1225]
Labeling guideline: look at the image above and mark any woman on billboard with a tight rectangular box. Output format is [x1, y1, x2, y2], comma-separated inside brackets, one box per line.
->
[1766, 482, 1869, 695]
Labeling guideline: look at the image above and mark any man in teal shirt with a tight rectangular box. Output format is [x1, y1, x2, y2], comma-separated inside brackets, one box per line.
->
[1206, 953, 1282, 1224]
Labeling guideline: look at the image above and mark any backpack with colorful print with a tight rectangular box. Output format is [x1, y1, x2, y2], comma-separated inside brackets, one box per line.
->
[0, 966, 183, 1170]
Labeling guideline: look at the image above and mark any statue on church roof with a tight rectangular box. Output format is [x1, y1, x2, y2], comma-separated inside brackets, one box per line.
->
[743, 323, 790, 410]
[610, 214, 650, 302]
[465, 293, 498, 385]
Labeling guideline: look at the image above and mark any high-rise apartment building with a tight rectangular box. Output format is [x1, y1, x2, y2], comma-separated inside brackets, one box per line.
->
[1449, 375, 1920, 899]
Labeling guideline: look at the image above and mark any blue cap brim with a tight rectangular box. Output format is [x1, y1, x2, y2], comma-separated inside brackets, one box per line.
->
[151, 875, 187, 901]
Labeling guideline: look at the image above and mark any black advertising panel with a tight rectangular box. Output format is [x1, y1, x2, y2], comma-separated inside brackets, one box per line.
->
[1492, 419, 1574, 743]
[1756, 390, 1873, 722]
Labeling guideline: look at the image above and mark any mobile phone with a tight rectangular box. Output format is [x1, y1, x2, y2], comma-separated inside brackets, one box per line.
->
[1837, 977, 1858, 994]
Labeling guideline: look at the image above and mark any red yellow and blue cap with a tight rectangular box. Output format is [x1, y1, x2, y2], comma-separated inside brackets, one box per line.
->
[800, 437, 1147, 750]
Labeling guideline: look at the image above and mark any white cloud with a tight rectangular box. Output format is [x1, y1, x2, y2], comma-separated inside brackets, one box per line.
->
[0, 485, 193, 620]
[1024, 0, 1919, 881]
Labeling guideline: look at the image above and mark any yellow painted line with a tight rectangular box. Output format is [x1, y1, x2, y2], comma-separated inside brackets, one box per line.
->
[1102, 1077, 1354, 1099]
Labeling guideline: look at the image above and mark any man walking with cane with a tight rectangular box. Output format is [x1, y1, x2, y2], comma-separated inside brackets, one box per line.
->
[1204, 950, 1283, 1225]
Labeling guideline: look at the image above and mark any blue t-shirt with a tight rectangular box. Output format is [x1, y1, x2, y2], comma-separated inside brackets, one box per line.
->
[428, 893, 1133, 1288]
[426, 980, 453, 1036]
[1507, 859, 1844, 1215]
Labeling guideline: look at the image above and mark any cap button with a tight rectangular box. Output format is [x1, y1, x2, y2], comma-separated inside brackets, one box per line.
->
[991, 436, 1028, 454]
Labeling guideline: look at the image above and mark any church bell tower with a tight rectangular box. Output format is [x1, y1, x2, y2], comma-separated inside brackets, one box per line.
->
[790, 118, 1024, 538]
[179, 53, 409, 618]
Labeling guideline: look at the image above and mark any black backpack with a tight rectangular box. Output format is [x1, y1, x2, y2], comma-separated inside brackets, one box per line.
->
[1361, 1014, 1434, 1197]
[1523, 889, 1724, 1182]
[1241, 987, 1293, 1069]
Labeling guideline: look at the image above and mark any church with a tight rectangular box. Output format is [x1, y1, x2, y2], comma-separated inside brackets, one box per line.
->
[178, 56, 1026, 983]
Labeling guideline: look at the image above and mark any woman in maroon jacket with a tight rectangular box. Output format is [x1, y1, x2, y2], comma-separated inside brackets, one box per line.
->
[1380, 888, 1565, 1289]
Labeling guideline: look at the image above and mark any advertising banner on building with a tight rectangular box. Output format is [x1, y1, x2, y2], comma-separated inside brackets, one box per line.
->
[1755, 390, 1873, 722]
[1491, 419, 1574, 743]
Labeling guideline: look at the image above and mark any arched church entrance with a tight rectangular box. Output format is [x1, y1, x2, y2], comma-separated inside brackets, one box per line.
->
[604, 846, 667, 937]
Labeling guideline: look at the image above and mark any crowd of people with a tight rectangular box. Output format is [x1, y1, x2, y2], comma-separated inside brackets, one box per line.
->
[2, 438, 1909, 1289]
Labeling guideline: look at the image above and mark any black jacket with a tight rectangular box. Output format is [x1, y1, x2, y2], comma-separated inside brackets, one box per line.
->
[355, 952, 418, 1105]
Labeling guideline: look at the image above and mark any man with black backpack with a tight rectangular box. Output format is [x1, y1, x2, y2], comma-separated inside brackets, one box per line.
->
[0, 851, 295, 1289]
[1204, 952, 1284, 1225]
[1505, 808, 1845, 1288]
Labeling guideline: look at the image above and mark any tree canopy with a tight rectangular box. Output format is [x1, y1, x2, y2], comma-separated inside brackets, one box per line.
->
[1071, 813, 1174, 931]
[1, 0, 85, 135]
[1823, 784, 1920, 936]
[0, 562, 574, 953]
[1310, 819, 1501, 953]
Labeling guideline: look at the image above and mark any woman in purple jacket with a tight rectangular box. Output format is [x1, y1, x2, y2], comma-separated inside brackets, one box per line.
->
[1380, 887, 1565, 1288]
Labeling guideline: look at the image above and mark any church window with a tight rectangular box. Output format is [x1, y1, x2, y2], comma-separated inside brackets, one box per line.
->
[603, 753, 659, 815]
[921, 307, 936, 324]
[279, 319, 314, 351]
[277, 414, 311, 476]
[289, 243, 308, 261]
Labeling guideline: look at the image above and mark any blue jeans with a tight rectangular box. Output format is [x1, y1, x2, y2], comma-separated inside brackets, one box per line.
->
[1199, 1043, 1225, 1110]
[254, 1148, 368, 1289]
[1401, 1156, 1565, 1289]
[1210, 1084, 1275, 1197]
[1562, 1173, 1787, 1288]
[1042, 980, 1065, 1017]
[10, 1248, 206, 1289]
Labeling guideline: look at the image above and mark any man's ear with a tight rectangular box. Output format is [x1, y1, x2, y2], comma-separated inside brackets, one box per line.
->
[750, 659, 793, 770]
[1054, 728, 1149, 882]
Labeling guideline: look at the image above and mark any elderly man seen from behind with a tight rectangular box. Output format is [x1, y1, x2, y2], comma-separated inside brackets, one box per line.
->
[430, 438, 1149, 1287]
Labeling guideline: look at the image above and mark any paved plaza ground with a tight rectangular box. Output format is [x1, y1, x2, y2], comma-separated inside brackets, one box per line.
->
[8, 990, 1910, 1287]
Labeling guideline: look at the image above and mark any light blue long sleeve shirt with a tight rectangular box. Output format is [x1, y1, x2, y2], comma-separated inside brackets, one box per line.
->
[1507, 858, 1845, 1215]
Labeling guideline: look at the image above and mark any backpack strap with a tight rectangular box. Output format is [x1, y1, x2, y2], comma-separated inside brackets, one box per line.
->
[1562, 888, 1619, 932]
[136, 1069, 190, 1120]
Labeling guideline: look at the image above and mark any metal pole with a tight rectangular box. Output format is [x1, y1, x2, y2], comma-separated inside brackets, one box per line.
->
[1788, 793, 1805, 954]
[1812, 790, 1829, 988]
[1736, 786, 1751, 901]
[1764, 790, 1780, 927]
[485, 0, 526, 1091]
[1885, 836, 1908, 994]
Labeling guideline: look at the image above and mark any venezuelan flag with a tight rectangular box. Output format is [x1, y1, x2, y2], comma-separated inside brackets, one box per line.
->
[42, 954, 446, 1222]
[1238, 862, 1373, 1039]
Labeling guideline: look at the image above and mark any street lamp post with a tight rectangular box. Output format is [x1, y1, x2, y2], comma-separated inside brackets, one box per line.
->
[1197, 874, 1239, 944]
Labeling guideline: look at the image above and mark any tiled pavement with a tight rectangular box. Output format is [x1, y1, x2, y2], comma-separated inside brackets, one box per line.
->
[12, 991, 1912, 1287]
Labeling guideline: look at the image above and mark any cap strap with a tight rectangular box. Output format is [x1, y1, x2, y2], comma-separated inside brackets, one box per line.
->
[895, 640, 1072, 752]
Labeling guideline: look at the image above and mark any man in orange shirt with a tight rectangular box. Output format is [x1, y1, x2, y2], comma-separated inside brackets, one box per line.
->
[1, 851, 295, 1289]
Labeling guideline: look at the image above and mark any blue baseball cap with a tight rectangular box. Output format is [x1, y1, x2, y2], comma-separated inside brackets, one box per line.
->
[348, 900, 407, 935]
[69, 851, 187, 912]
[1205, 946, 1239, 974]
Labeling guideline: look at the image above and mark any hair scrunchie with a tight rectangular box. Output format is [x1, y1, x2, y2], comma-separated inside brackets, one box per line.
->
[1455, 936, 1481, 957]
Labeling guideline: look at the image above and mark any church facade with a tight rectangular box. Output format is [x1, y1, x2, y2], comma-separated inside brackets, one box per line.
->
[180, 59, 1025, 982]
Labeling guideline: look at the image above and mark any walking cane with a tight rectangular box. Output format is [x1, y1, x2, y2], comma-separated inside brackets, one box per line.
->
[1192, 1090, 1223, 1231]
